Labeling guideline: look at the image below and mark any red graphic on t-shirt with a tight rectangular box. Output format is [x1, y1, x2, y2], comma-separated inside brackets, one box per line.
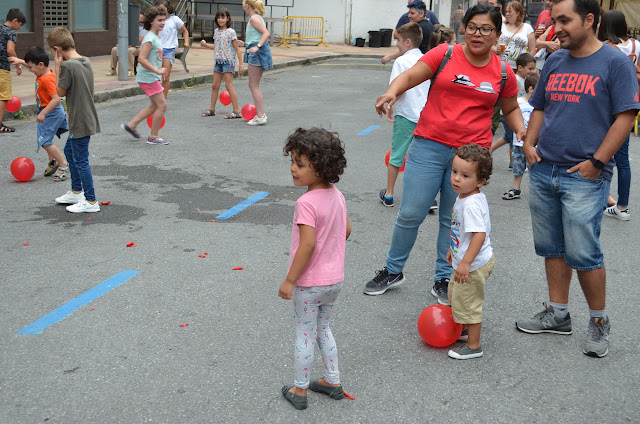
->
[546, 73, 600, 104]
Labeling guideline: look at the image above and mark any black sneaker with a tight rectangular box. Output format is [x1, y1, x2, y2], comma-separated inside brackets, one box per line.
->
[379, 189, 394, 207]
[431, 278, 450, 305]
[363, 267, 404, 295]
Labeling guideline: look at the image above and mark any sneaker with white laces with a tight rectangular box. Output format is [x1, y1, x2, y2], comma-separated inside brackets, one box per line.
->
[603, 205, 630, 221]
[247, 114, 267, 126]
[55, 191, 85, 204]
[583, 316, 610, 358]
[448, 343, 483, 359]
[516, 303, 572, 334]
[431, 278, 450, 306]
[363, 267, 405, 295]
[66, 199, 100, 213]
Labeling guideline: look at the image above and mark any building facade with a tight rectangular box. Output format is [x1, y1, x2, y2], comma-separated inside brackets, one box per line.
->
[0, 0, 118, 58]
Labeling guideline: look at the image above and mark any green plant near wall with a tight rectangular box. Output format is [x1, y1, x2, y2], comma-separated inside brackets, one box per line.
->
[181, 76, 196, 89]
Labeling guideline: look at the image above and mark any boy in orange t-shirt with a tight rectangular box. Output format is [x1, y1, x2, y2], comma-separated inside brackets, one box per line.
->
[12, 46, 69, 179]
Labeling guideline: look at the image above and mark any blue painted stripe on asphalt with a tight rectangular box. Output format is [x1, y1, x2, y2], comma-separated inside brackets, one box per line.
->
[17, 270, 140, 335]
[216, 192, 270, 219]
[358, 125, 379, 136]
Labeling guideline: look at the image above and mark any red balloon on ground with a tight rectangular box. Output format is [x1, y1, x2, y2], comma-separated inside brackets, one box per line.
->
[6, 95, 21, 113]
[146, 115, 166, 129]
[219, 91, 231, 106]
[10, 157, 35, 182]
[385, 150, 407, 172]
[417, 304, 463, 348]
[241, 104, 257, 120]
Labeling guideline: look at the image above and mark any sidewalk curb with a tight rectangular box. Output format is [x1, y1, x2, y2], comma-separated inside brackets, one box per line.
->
[9, 52, 383, 118]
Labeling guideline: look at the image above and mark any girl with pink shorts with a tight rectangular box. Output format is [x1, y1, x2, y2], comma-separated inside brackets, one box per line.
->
[121, 6, 169, 145]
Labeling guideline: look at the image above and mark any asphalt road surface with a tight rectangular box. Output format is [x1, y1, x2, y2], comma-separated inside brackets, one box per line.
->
[1, 57, 639, 423]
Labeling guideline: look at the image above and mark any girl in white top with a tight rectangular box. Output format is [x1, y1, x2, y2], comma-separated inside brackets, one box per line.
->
[498, 1, 535, 69]
[155, 0, 189, 98]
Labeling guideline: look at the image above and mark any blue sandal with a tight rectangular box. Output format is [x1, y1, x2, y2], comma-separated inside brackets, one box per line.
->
[502, 188, 521, 200]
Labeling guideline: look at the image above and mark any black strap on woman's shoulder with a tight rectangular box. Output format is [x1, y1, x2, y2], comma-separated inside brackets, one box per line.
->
[432, 44, 454, 83]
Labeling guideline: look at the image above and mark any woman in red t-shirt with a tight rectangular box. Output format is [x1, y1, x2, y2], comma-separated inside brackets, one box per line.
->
[365, 2, 525, 303]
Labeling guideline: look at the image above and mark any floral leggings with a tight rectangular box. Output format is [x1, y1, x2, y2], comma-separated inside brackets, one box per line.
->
[292, 282, 343, 389]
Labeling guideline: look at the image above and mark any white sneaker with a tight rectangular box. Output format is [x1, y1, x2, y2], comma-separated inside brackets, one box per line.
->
[128, 71, 133, 77]
[66, 199, 100, 213]
[247, 114, 267, 126]
[55, 191, 85, 204]
[603, 205, 630, 221]
[106, 69, 116, 76]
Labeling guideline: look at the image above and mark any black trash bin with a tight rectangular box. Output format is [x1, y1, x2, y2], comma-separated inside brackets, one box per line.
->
[368, 31, 382, 48]
[380, 28, 393, 47]
[355, 37, 365, 47]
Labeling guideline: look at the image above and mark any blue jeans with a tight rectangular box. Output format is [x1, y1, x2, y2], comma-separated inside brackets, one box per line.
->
[386, 137, 457, 281]
[528, 161, 609, 271]
[613, 135, 630, 207]
[64, 135, 96, 202]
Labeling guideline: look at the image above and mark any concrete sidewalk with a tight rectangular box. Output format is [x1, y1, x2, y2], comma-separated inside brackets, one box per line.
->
[8, 43, 395, 117]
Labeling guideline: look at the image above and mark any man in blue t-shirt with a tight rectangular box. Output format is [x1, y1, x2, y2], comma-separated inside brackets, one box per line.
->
[382, 0, 436, 64]
[516, 0, 639, 358]
[396, 0, 440, 28]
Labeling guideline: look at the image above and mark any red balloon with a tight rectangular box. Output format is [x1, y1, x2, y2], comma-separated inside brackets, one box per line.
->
[10, 157, 35, 182]
[146, 115, 166, 129]
[241, 104, 257, 120]
[219, 91, 231, 106]
[6, 95, 21, 113]
[417, 304, 463, 348]
[384, 150, 407, 172]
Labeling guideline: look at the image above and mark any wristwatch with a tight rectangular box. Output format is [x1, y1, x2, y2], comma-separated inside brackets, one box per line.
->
[257, 43, 262, 49]
[589, 157, 605, 169]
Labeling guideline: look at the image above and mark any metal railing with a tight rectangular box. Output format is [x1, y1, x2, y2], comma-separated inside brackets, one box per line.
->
[277, 16, 327, 48]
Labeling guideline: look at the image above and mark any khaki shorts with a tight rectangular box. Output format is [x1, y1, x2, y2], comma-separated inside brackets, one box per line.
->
[0, 69, 12, 100]
[448, 255, 495, 324]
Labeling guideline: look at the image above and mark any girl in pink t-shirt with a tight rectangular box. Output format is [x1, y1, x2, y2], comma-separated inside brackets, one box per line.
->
[278, 127, 351, 410]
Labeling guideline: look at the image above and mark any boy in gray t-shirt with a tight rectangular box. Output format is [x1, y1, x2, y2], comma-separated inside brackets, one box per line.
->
[47, 27, 101, 213]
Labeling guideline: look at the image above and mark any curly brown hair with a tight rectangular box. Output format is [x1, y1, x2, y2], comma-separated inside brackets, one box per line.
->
[284, 128, 347, 184]
[144, 6, 167, 30]
[455, 144, 493, 185]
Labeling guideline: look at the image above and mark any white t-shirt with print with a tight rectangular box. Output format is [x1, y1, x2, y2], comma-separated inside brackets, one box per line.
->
[159, 15, 184, 49]
[450, 192, 492, 272]
[390, 48, 430, 123]
[499, 23, 534, 69]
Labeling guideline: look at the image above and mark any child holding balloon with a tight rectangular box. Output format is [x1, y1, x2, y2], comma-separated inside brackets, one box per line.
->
[279, 128, 351, 410]
[446, 144, 494, 360]
[122, 6, 169, 145]
[199, 8, 244, 118]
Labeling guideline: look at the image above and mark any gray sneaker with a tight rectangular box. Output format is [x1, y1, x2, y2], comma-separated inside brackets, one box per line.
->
[431, 278, 450, 306]
[516, 303, 572, 334]
[448, 343, 483, 359]
[583, 316, 610, 358]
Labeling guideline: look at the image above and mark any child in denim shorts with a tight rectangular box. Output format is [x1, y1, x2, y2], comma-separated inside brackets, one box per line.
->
[502, 73, 538, 200]
[199, 8, 244, 118]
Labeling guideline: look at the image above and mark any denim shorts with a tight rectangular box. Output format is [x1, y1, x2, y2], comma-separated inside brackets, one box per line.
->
[500, 114, 514, 148]
[162, 48, 176, 65]
[528, 161, 610, 271]
[214, 61, 235, 74]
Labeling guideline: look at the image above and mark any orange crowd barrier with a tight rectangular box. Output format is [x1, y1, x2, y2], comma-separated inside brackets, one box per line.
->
[277, 16, 328, 48]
